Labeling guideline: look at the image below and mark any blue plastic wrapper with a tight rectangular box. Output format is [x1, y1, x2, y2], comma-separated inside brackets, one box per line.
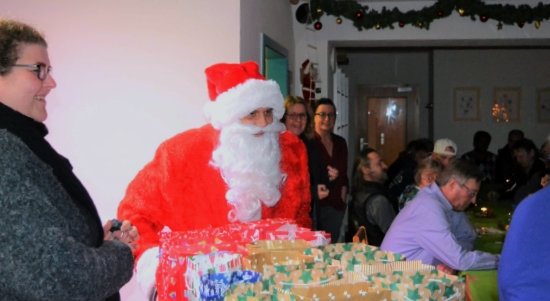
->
[199, 270, 261, 300]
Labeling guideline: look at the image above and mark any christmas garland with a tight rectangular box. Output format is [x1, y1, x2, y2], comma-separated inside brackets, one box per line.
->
[299, 0, 550, 30]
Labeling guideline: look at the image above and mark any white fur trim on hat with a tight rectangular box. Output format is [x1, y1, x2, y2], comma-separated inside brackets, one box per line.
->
[204, 79, 284, 129]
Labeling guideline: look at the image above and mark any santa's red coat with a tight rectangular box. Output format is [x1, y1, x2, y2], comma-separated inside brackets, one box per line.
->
[118, 124, 311, 259]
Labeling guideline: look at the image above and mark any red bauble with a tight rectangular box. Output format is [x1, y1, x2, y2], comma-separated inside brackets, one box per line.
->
[399, 21, 405, 27]
[355, 11, 363, 19]
[314, 21, 323, 30]
[437, 11, 443, 17]
[518, 21, 525, 28]
[481, 15, 488, 22]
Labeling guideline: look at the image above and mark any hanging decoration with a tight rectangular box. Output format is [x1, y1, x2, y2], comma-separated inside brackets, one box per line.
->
[298, 0, 550, 31]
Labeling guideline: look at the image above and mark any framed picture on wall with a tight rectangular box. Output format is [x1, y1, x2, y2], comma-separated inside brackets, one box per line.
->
[537, 88, 550, 123]
[493, 87, 521, 122]
[454, 87, 480, 121]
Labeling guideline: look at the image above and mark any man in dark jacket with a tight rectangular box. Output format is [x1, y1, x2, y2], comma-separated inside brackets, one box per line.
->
[348, 148, 396, 246]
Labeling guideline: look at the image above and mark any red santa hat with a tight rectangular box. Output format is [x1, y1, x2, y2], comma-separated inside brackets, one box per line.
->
[203, 61, 284, 129]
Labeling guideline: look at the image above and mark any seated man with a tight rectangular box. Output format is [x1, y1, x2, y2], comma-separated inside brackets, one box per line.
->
[118, 62, 311, 296]
[348, 148, 395, 246]
[512, 138, 546, 203]
[431, 138, 457, 167]
[381, 159, 499, 272]
[461, 130, 497, 183]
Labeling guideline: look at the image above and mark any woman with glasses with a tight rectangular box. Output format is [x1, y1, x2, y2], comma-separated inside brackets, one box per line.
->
[282, 96, 329, 230]
[312, 98, 349, 242]
[0, 19, 136, 300]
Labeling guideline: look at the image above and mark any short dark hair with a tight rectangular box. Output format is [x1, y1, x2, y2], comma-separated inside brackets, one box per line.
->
[473, 130, 491, 146]
[0, 19, 47, 76]
[437, 159, 484, 186]
[512, 138, 537, 153]
[313, 98, 336, 114]
[508, 129, 524, 141]
[406, 138, 434, 157]
[352, 147, 377, 190]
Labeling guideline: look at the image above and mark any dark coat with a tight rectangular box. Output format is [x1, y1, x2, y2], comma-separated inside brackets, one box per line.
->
[0, 103, 133, 300]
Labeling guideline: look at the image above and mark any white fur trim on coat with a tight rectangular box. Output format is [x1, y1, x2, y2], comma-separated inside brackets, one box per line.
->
[204, 79, 284, 129]
[136, 246, 160, 298]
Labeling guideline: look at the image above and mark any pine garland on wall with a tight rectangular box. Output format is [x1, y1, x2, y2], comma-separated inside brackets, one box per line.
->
[297, 0, 550, 30]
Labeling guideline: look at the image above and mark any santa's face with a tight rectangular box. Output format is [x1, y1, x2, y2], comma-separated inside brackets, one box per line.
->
[210, 119, 286, 223]
[239, 107, 273, 136]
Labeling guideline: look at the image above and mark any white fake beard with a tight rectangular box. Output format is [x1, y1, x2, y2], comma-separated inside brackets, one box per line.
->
[210, 120, 286, 223]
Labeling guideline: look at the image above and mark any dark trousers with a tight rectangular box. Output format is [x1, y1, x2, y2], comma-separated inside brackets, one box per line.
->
[317, 206, 345, 243]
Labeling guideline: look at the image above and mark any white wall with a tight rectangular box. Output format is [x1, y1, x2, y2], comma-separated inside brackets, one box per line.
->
[1, 0, 240, 299]
[240, 1, 295, 80]
[434, 49, 550, 155]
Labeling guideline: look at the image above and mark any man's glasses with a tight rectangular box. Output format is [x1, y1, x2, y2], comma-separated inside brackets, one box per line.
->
[315, 112, 336, 120]
[12, 63, 52, 81]
[287, 113, 307, 121]
[454, 177, 477, 198]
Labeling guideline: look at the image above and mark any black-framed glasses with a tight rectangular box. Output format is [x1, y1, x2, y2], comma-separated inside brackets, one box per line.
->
[315, 112, 336, 120]
[12, 63, 52, 81]
[287, 113, 307, 121]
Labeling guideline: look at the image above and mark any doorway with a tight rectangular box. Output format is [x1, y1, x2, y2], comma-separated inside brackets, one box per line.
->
[356, 85, 420, 166]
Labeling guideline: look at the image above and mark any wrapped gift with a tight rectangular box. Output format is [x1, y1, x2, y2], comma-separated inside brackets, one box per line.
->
[156, 233, 246, 301]
[184, 251, 242, 300]
[198, 270, 261, 300]
[156, 219, 328, 300]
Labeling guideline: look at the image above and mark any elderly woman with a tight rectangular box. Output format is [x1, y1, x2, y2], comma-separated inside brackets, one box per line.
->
[282, 96, 329, 230]
[0, 19, 136, 300]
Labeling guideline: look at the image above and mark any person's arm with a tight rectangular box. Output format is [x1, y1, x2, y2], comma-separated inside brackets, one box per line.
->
[292, 137, 313, 229]
[416, 209, 499, 271]
[118, 141, 174, 259]
[366, 195, 396, 233]
[0, 139, 133, 300]
[450, 211, 477, 251]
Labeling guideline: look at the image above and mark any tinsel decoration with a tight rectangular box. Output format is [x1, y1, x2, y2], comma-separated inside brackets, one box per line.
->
[304, 0, 550, 31]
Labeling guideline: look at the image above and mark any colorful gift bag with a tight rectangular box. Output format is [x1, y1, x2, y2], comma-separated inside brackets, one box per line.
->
[366, 270, 466, 301]
[279, 281, 392, 301]
[243, 251, 315, 273]
[246, 239, 311, 254]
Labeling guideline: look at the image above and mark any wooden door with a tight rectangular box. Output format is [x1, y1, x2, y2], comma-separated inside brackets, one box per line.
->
[366, 97, 406, 166]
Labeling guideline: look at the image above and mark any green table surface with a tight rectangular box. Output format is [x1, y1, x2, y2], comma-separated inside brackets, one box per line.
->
[461, 197, 513, 301]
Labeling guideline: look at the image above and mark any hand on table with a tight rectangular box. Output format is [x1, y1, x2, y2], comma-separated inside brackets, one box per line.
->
[436, 263, 456, 275]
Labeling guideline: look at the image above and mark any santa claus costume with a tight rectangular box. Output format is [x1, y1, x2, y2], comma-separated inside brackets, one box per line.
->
[117, 61, 311, 295]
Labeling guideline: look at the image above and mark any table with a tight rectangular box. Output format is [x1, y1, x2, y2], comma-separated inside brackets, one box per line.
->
[461, 197, 513, 301]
